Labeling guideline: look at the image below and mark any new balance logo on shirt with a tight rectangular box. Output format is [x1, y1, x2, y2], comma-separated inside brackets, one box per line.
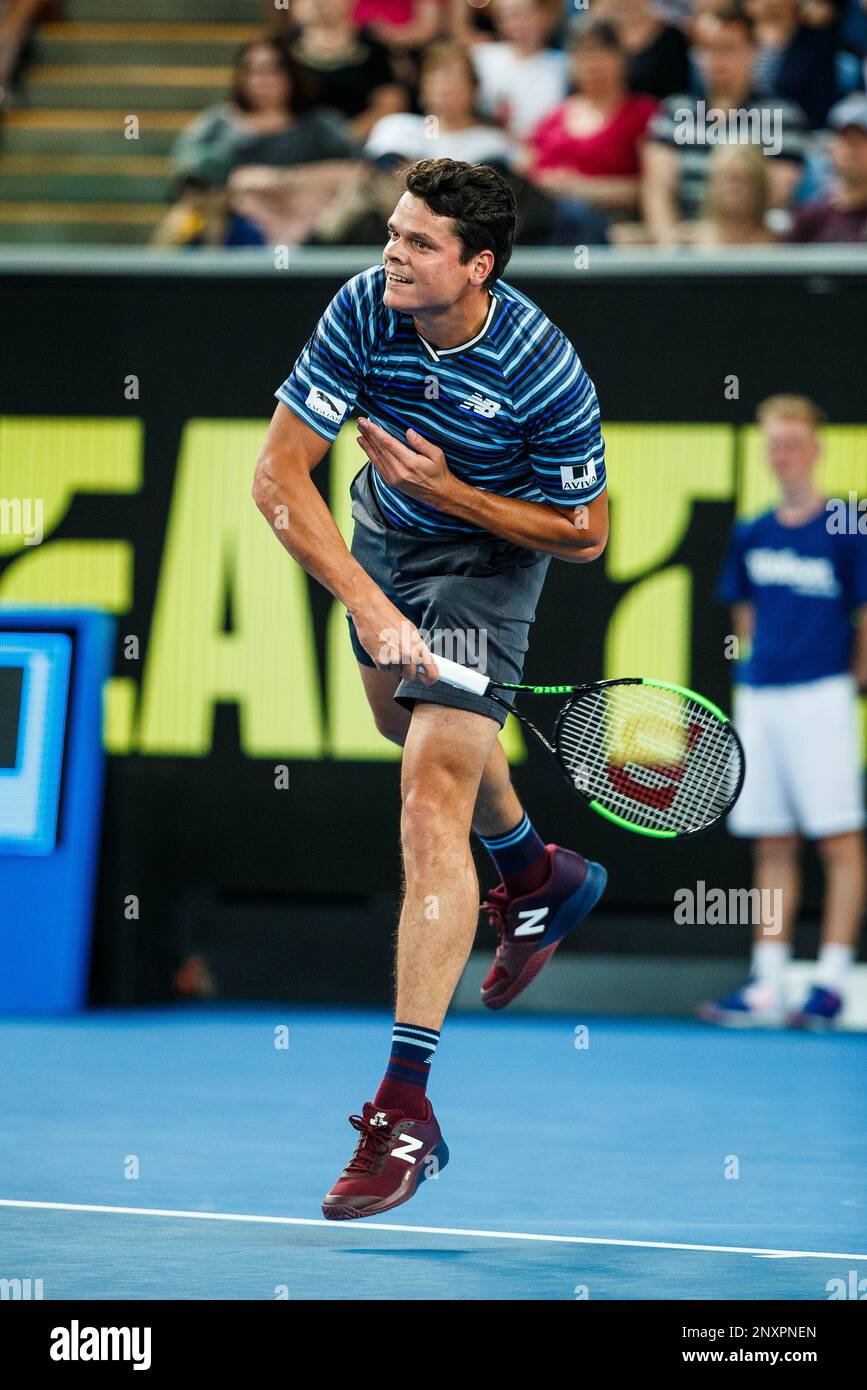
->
[458, 391, 501, 418]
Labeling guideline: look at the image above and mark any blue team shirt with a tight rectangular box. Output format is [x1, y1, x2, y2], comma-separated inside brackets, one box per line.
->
[276, 263, 606, 538]
[717, 507, 867, 685]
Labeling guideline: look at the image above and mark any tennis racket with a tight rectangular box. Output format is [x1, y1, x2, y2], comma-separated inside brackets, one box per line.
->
[416, 656, 745, 839]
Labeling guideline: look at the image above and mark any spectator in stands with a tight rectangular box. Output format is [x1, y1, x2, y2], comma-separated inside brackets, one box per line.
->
[519, 19, 658, 225]
[470, 0, 570, 139]
[787, 92, 867, 240]
[315, 41, 594, 247]
[170, 38, 357, 190]
[677, 143, 776, 243]
[160, 38, 361, 248]
[746, 0, 842, 129]
[349, 0, 447, 93]
[352, 0, 445, 51]
[447, 0, 498, 45]
[364, 38, 520, 162]
[597, 0, 691, 99]
[642, 7, 808, 244]
[285, 0, 408, 145]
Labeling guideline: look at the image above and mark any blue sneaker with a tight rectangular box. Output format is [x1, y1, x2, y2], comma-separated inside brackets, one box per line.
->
[786, 985, 843, 1031]
[696, 977, 785, 1028]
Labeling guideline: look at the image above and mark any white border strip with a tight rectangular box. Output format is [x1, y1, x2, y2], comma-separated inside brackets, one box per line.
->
[2, 1199, 864, 1261]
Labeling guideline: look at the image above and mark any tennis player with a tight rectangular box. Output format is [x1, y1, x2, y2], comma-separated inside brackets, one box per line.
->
[253, 158, 609, 1219]
[699, 395, 867, 1030]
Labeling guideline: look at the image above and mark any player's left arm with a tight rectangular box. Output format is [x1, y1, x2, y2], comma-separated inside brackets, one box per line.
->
[355, 416, 607, 563]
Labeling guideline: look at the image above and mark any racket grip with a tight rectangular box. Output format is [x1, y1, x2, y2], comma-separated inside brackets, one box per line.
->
[417, 654, 491, 696]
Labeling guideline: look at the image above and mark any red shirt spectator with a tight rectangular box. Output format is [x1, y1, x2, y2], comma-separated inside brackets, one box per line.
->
[528, 92, 658, 178]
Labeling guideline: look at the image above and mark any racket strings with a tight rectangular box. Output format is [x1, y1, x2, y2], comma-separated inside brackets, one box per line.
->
[556, 684, 742, 834]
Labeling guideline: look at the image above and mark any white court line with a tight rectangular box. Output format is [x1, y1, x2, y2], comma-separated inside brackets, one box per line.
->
[1, 1199, 865, 1262]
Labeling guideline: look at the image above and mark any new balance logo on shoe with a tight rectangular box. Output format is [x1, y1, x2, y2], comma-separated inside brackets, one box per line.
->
[392, 1132, 424, 1164]
[513, 906, 549, 937]
[371, 1112, 389, 1128]
[459, 391, 501, 418]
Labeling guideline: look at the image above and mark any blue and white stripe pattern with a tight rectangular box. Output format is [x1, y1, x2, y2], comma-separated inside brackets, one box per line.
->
[384, 1022, 440, 1091]
[478, 811, 548, 881]
[275, 263, 606, 538]
[478, 811, 535, 852]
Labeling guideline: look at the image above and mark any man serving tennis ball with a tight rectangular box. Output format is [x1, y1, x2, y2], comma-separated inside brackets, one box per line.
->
[253, 158, 609, 1219]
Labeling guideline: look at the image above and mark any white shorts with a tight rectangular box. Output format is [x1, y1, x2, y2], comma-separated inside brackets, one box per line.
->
[728, 673, 865, 839]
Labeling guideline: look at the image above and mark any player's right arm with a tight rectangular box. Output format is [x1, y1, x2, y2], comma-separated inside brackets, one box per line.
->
[252, 402, 437, 682]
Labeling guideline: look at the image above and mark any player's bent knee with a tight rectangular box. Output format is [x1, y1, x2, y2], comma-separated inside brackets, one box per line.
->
[401, 779, 473, 845]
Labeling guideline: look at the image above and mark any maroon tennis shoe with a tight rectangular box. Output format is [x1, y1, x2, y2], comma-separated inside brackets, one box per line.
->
[480, 844, 607, 1010]
[322, 1099, 448, 1220]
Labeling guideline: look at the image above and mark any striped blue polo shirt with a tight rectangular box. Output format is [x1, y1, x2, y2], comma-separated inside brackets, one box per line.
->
[275, 263, 606, 539]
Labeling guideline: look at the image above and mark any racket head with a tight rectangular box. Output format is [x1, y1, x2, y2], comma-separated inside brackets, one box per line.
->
[552, 678, 745, 839]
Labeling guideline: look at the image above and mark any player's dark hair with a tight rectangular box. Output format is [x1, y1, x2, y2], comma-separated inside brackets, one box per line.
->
[403, 159, 517, 287]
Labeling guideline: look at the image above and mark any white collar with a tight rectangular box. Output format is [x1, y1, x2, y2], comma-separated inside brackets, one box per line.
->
[415, 293, 498, 362]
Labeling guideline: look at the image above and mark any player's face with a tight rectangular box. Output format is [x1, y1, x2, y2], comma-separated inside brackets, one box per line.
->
[383, 192, 490, 312]
[763, 419, 821, 487]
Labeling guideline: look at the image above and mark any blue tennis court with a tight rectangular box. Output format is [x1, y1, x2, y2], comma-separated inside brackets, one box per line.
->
[2, 1008, 865, 1300]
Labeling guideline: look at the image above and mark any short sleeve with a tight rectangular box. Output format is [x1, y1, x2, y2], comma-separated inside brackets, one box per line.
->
[717, 522, 752, 605]
[275, 282, 364, 442]
[521, 334, 606, 506]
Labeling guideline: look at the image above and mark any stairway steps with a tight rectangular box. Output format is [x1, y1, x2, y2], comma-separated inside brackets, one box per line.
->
[0, 199, 166, 243]
[25, 63, 231, 110]
[0, 111, 188, 157]
[37, 36, 251, 64]
[5, 7, 261, 244]
[0, 161, 170, 201]
[63, 0, 263, 21]
[0, 219, 157, 244]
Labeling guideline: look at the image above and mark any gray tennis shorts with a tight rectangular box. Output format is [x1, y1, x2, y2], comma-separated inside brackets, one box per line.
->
[346, 464, 552, 728]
